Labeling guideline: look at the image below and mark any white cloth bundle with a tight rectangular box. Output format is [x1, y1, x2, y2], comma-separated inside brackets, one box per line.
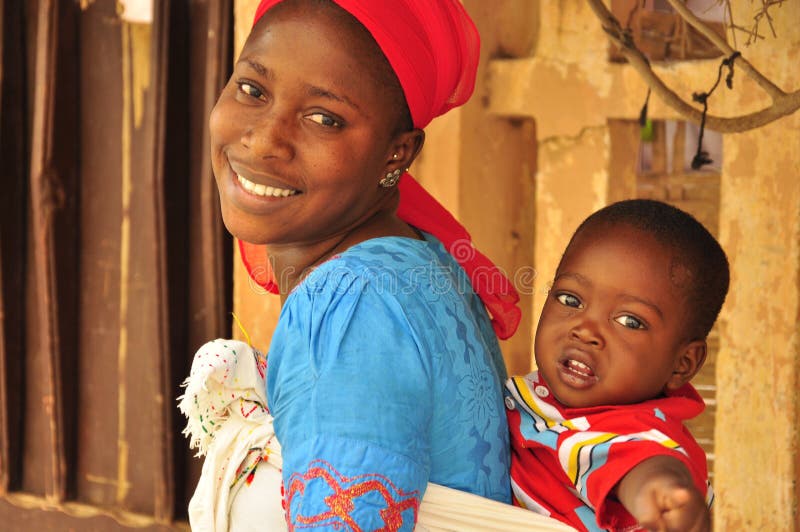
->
[179, 339, 575, 531]
[178, 339, 285, 531]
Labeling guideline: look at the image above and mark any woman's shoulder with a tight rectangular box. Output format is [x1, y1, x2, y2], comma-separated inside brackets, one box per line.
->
[334, 233, 448, 271]
[279, 233, 497, 359]
[293, 233, 461, 299]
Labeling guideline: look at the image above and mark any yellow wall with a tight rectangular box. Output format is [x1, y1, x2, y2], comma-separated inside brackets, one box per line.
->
[232, 1, 799, 528]
[714, 3, 799, 526]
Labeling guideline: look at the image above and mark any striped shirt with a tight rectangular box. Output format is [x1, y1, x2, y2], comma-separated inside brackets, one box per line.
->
[506, 372, 712, 531]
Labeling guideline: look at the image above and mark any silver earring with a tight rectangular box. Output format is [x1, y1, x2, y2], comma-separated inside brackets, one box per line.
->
[392, 153, 399, 160]
[379, 168, 402, 188]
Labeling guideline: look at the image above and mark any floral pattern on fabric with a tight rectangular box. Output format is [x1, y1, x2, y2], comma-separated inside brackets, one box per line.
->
[285, 459, 420, 531]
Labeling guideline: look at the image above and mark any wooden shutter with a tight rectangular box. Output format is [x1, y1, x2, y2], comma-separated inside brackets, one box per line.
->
[0, 0, 233, 528]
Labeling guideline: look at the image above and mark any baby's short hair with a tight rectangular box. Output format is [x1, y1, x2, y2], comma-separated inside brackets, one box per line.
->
[569, 199, 729, 340]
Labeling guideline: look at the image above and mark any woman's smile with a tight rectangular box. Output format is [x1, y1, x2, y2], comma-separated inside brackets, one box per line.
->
[237, 174, 299, 198]
[217, 159, 302, 218]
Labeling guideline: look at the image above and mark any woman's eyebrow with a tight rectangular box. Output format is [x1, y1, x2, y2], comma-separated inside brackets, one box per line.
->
[237, 58, 359, 111]
[305, 84, 360, 110]
[240, 59, 273, 80]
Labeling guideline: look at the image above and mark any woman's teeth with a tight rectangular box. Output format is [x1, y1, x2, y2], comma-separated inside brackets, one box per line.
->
[237, 174, 298, 197]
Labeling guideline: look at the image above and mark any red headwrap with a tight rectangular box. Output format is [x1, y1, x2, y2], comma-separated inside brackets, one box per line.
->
[238, 0, 521, 339]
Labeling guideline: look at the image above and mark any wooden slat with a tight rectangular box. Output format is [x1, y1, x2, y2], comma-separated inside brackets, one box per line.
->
[153, 1, 235, 518]
[199, 0, 233, 340]
[650, 120, 667, 175]
[672, 120, 686, 173]
[0, 0, 4, 103]
[0, 240, 8, 494]
[74, 0, 126, 509]
[27, 0, 66, 503]
[120, 17, 167, 516]
[0, 0, 23, 496]
[150, 0, 175, 522]
[158, 1, 194, 515]
[186, 0, 233, 357]
[180, 0, 234, 514]
[74, 1, 167, 516]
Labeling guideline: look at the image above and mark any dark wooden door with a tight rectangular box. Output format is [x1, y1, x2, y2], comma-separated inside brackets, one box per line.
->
[0, 1, 233, 529]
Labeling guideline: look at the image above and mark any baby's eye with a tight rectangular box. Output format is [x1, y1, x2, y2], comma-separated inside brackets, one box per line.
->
[238, 82, 263, 99]
[614, 315, 646, 330]
[306, 112, 342, 128]
[556, 293, 582, 309]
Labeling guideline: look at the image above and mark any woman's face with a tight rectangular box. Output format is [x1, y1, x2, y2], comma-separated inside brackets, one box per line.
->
[210, 1, 404, 246]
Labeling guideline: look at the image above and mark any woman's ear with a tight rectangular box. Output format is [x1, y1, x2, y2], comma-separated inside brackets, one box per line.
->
[383, 128, 425, 174]
[666, 340, 707, 391]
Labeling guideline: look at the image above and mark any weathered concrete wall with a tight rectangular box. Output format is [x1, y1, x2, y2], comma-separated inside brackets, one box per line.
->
[714, 2, 799, 528]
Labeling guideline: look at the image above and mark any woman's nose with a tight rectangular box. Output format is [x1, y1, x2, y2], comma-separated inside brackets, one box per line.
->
[240, 111, 295, 160]
[569, 317, 604, 348]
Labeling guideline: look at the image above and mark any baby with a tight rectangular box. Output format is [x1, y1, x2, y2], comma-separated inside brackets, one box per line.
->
[506, 199, 728, 532]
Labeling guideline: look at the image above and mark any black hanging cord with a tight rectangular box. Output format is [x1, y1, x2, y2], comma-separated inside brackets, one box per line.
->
[690, 51, 741, 170]
[639, 88, 652, 127]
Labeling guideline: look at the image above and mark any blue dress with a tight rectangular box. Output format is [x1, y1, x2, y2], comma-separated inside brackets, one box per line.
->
[267, 233, 510, 531]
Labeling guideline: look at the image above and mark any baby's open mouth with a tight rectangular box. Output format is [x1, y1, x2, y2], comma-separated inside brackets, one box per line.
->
[557, 357, 599, 389]
[562, 359, 595, 378]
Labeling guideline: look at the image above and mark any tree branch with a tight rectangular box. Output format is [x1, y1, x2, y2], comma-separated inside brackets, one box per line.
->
[585, 0, 800, 133]
[664, 0, 784, 98]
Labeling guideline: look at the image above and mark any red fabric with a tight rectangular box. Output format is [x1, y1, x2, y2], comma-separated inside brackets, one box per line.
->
[239, 0, 521, 339]
[253, 0, 478, 128]
[396, 177, 521, 340]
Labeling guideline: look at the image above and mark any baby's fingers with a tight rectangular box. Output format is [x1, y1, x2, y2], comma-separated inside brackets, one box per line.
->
[660, 487, 691, 511]
[656, 488, 710, 532]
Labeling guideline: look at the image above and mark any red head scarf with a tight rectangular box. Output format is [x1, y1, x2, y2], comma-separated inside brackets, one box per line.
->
[238, 0, 521, 339]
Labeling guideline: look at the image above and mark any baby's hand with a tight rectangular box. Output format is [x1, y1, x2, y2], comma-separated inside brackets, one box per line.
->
[627, 478, 709, 531]
[617, 456, 710, 532]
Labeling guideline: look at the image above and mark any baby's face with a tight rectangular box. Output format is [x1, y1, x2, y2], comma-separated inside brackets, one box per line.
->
[534, 223, 694, 408]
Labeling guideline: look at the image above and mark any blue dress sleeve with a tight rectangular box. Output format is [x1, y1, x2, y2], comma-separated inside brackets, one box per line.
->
[267, 270, 435, 531]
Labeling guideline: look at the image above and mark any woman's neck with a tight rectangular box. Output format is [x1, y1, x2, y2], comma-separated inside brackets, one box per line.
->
[268, 207, 420, 300]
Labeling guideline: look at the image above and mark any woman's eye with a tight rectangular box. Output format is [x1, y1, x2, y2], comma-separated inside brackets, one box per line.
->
[556, 293, 582, 308]
[238, 82, 263, 99]
[615, 315, 645, 330]
[306, 112, 342, 128]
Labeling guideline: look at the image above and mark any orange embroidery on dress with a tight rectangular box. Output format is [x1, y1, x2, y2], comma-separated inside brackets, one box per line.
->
[285, 459, 419, 531]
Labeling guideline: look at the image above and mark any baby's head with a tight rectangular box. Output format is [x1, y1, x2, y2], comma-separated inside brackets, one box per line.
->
[534, 199, 729, 408]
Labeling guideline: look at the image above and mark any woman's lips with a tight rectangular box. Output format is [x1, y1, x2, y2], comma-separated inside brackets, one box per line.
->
[236, 173, 299, 198]
[222, 166, 301, 216]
